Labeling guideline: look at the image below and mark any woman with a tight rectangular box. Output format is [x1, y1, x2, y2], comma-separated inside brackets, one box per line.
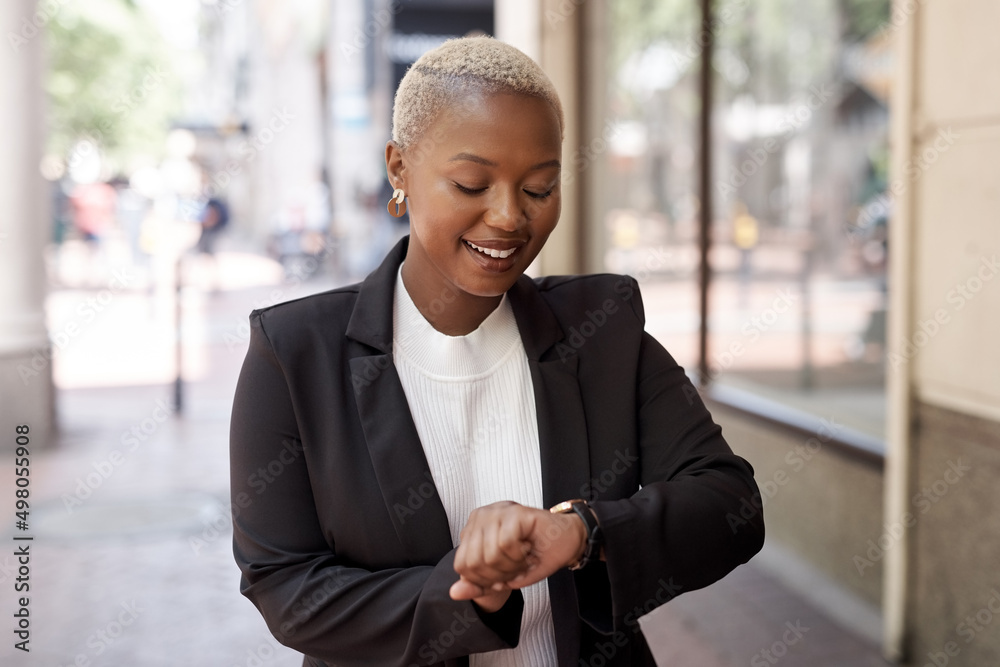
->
[230, 36, 764, 667]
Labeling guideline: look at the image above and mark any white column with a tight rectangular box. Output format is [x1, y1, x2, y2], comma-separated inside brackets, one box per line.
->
[0, 0, 56, 448]
[883, 0, 919, 659]
[497, 0, 582, 275]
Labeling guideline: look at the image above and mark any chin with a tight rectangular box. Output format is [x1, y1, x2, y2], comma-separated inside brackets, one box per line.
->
[457, 273, 520, 299]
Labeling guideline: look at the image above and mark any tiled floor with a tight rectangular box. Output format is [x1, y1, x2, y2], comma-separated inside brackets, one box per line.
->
[0, 274, 892, 666]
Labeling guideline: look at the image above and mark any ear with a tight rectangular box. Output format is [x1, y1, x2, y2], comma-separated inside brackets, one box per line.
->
[385, 140, 406, 190]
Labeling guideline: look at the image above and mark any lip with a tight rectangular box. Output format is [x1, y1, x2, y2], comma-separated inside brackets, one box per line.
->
[462, 238, 527, 251]
[462, 238, 526, 273]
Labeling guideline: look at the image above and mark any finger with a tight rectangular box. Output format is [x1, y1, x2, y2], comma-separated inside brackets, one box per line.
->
[456, 525, 489, 585]
[479, 520, 526, 578]
[449, 577, 485, 601]
[496, 511, 533, 564]
[460, 525, 519, 589]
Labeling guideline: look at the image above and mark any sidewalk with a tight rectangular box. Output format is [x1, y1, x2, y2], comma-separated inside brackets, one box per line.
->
[1, 257, 891, 667]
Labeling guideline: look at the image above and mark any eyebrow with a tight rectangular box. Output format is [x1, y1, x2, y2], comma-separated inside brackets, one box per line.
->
[448, 152, 561, 171]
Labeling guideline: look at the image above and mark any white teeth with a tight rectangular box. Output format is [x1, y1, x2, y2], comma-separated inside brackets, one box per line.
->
[467, 241, 517, 259]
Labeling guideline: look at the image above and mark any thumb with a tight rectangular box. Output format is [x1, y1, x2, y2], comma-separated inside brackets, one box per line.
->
[449, 577, 484, 601]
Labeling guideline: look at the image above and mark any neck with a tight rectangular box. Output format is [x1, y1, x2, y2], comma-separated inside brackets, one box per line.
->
[400, 257, 502, 336]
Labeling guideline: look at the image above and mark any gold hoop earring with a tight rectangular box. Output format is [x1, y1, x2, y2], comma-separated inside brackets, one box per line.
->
[387, 188, 407, 218]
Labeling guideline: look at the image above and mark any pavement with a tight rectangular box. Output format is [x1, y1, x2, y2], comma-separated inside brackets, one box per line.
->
[0, 246, 892, 667]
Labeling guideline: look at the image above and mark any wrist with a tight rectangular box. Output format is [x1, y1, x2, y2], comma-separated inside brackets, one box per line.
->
[563, 512, 588, 568]
[472, 588, 510, 614]
[549, 499, 603, 570]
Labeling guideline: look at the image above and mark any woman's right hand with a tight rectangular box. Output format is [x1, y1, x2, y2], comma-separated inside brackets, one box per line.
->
[450, 500, 587, 603]
[471, 585, 512, 613]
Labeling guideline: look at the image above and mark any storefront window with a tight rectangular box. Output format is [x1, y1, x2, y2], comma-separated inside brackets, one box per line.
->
[598, 0, 891, 443]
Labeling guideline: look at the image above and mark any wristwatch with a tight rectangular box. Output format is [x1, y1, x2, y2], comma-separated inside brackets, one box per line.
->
[549, 499, 603, 570]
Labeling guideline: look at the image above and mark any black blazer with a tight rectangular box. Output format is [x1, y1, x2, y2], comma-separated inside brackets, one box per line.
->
[230, 236, 764, 667]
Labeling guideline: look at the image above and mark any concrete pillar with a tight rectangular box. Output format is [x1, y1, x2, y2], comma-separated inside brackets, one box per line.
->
[0, 0, 56, 448]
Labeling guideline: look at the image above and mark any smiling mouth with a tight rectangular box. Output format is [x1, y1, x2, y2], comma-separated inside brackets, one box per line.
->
[464, 240, 519, 259]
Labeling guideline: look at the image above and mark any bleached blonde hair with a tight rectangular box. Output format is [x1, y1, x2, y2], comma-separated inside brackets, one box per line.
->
[391, 36, 564, 149]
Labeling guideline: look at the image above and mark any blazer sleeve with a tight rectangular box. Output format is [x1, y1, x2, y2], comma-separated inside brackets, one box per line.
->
[230, 311, 524, 666]
[585, 279, 765, 631]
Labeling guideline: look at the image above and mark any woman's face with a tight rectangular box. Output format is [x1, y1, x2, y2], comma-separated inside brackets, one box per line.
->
[387, 91, 562, 299]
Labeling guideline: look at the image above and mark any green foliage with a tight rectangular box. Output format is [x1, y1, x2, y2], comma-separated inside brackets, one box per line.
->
[45, 0, 179, 171]
[841, 0, 891, 40]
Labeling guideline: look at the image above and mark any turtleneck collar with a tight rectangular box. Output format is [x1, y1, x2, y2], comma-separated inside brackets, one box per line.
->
[392, 265, 522, 380]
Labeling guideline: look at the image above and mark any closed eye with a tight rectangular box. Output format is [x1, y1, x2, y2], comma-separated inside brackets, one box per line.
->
[454, 183, 555, 199]
[454, 183, 487, 195]
[525, 189, 553, 199]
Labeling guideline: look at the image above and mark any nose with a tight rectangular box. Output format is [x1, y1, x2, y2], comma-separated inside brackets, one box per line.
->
[484, 186, 527, 232]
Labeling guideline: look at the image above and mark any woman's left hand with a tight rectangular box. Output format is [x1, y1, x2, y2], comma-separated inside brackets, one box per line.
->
[449, 501, 587, 602]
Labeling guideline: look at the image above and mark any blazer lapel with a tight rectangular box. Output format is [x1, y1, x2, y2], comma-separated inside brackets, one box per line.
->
[346, 237, 453, 565]
[508, 275, 593, 665]
[507, 275, 593, 506]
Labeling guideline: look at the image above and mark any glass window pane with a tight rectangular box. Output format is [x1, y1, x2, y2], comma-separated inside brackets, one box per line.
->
[709, 0, 891, 441]
[594, 0, 703, 372]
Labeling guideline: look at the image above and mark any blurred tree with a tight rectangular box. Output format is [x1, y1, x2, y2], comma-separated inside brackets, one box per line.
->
[45, 0, 179, 174]
[841, 0, 891, 41]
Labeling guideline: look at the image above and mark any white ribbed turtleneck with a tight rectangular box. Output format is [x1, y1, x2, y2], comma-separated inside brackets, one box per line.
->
[391, 266, 556, 667]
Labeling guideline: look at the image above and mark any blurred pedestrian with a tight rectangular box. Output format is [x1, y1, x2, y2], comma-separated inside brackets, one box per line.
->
[196, 196, 229, 255]
[69, 180, 117, 286]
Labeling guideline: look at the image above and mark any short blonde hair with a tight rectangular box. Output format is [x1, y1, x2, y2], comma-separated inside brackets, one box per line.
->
[391, 36, 564, 149]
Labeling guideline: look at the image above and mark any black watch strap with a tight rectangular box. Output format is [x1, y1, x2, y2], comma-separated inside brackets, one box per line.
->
[550, 499, 603, 570]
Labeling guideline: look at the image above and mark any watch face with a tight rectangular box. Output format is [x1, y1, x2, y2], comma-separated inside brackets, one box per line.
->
[550, 500, 583, 514]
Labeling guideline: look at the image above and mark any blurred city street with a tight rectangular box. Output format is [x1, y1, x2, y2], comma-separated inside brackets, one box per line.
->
[4, 0, 998, 664]
[1, 250, 890, 666]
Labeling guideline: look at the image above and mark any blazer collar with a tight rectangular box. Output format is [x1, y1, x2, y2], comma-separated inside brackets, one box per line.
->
[345, 235, 566, 360]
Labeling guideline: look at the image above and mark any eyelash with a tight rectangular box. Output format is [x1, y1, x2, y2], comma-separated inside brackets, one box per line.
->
[454, 183, 554, 199]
